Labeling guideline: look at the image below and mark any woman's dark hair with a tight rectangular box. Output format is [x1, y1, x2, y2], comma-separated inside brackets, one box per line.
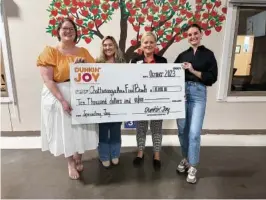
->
[56, 18, 78, 43]
[187, 23, 202, 32]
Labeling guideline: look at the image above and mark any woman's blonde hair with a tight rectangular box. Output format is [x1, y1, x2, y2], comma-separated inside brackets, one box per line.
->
[96, 36, 125, 63]
[141, 31, 157, 43]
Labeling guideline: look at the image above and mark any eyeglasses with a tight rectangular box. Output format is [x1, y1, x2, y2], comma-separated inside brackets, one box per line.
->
[61, 27, 75, 32]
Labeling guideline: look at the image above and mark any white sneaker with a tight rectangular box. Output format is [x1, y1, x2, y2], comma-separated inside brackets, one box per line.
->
[176, 158, 189, 173]
[101, 160, 111, 168]
[112, 158, 119, 165]
[186, 166, 197, 184]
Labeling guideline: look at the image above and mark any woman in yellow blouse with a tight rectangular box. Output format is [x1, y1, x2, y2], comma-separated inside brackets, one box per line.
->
[36, 18, 98, 180]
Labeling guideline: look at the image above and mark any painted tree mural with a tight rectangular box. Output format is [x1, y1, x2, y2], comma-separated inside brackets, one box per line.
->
[47, 0, 227, 61]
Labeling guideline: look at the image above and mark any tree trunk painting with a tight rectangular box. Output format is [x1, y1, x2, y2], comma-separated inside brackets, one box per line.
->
[46, 0, 227, 62]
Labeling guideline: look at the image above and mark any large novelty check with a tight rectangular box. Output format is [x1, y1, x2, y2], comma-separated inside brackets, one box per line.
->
[70, 63, 185, 124]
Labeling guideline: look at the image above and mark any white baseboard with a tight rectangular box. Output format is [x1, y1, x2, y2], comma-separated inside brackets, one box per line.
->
[1, 135, 266, 149]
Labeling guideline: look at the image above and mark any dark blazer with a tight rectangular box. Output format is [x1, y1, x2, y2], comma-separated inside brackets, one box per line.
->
[130, 53, 167, 64]
[174, 45, 217, 86]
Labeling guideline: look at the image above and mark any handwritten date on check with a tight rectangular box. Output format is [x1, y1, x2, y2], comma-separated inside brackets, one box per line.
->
[70, 63, 185, 124]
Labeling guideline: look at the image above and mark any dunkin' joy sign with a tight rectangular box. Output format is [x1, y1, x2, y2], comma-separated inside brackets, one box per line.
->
[73, 66, 101, 83]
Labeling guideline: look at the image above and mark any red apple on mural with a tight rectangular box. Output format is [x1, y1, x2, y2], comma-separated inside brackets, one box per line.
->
[180, 0, 186, 5]
[174, 27, 180, 33]
[101, 13, 108, 21]
[76, 19, 83, 25]
[210, 20, 216, 26]
[61, 9, 68, 16]
[162, 5, 169, 12]
[84, 37, 92, 44]
[153, 6, 159, 12]
[175, 36, 181, 42]
[70, 7, 77, 14]
[215, 26, 222, 32]
[165, 21, 172, 28]
[186, 12, 193, 18]
[144, 26, 151, 31]
[157, 29, 164, 36]
[206, 3, 213, 10]
[138, 16, 145, 24]
[131, 39, 137, 46]
[222, 7, 227, 14]
[196, 5, 202, 12]
[54, 2, 61, 9]
[203, 13, 209, 19]
[102, 4, 110, 11]
[195, 13, 201, 20]
[215, 1, 222, 7]
[51, 9, 58, 17]
[201, 22, 208, 29]
[205, 30, 211, 36]
[49, 19, 56, 26]
[153, 21, 159, 27]
[126, 2, 133, 9]
[219, 15, 225, 21]
[182, 32, 188, 38]
[180, 9, 186, 15]
[147, 15, 153, 22]
[135, 0, 141, 8]
[64, 0, 70, 6]
[188, 20, 193, 25]
[142, 8, 148, 15]
[160, 15, 166, 21]
[78, 2, 84, 7]
[52, 29, 57, 36]
[176, 17, 182, 24]
[94, 0, 100, 6]
[112, 1, 119, 9]
[72, 0, 78, 6]
[133, 25, 140, 32]
[166, 34, 172, 40]
[57, 16, 63, 21]
[95, 19, 102, 26]
[211, 10, 217, 17]
[82, 28, 89, 35]
[88, 22, 94, 29]
[129, 9, 137, 15]
[172, 5, 179, 12]
[92, 8, 98, 15]
[85, 1, 92, 7]
[81, 10, 89, 17]
[147, 1, 154, 7]
[128, 16, 135, 24]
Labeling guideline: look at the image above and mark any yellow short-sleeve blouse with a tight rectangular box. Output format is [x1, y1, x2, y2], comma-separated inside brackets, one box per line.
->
[36, 46, 95, 82]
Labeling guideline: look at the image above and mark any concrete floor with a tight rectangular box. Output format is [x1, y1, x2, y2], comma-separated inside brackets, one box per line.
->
[1, 147, 266, 199]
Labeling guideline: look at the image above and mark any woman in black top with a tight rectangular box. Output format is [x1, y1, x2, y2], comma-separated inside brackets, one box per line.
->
[174, 24, 218, 184]
[130, 31, 167, 170]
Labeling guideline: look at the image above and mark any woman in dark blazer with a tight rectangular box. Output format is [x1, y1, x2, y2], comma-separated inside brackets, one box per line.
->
[130, 31, 167, 170]
[174, 24, 218, 184]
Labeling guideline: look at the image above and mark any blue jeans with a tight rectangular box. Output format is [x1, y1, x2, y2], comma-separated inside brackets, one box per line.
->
[177, 81, 207, 166]
[98, 122, 122, 161]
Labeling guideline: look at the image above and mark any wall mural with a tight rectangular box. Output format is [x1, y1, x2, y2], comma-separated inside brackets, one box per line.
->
[47, 0, 227, 61]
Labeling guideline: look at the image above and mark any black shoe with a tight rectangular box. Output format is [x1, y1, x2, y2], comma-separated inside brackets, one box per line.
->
[153, 156, 161, 170]
[133, 155, 144, 167]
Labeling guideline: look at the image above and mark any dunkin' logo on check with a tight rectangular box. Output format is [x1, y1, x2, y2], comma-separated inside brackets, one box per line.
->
[74, 67, 101, 83]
